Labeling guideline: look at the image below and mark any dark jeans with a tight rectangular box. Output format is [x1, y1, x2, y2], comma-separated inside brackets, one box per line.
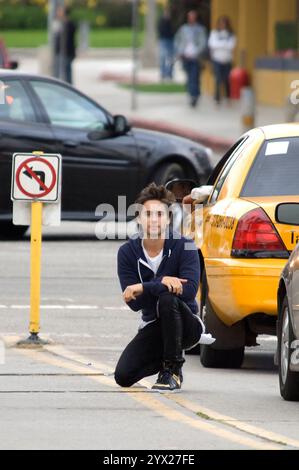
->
[65, 57, 73, 84]
[159, 39, 175, 79]
[182, 58, 201, 99]
[114, 292, 203, 387]
[53, 55, 74, 84]
[213, 61, 232, 103]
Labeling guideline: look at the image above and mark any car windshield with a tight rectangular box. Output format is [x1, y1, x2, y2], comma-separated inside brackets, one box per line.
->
[241, 137, 299, 197]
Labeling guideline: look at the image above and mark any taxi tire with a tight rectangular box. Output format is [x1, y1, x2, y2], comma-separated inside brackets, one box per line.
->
[278, 296, 299, 401]
[200, 298, 244, 369]
[0, 221, 28, 240]
[200, 271, 244, 368]
[200, 341, 244, 369]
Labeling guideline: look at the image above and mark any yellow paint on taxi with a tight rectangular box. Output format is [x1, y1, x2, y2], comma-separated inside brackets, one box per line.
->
[188, 124, 299, 326]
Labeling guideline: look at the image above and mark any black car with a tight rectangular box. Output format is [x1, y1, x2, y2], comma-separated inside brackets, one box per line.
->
[0, 71, 213, 238]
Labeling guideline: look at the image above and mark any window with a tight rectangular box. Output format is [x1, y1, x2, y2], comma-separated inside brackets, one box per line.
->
[209, 137, 248, 204]
[241, 137, 299, 197]
[0, 80, 36, 122]
[30, 80, 109, 131]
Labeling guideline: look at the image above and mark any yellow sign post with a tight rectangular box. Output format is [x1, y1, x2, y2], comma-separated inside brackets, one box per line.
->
[29, 201, 43, 337]
[11, 151, 62, 347]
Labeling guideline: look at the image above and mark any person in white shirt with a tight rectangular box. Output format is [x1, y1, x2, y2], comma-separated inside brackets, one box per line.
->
[208, 16, 236, 104]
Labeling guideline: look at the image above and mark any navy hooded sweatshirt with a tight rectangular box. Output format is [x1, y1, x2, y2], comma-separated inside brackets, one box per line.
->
[117, 230, 200, 322]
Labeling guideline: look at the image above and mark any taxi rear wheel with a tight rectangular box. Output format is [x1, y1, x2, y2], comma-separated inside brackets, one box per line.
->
[278, 297, 299, 401]
[200, 271, 244, 369]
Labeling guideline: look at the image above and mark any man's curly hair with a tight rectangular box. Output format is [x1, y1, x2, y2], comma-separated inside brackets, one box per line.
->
[135, 182, 176, 207]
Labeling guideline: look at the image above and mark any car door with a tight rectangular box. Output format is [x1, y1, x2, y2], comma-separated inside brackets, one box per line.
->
[0, 77, 57, 220]
[28, 79, 140, 220]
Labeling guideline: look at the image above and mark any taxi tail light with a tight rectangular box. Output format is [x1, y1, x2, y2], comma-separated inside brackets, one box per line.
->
[231, 208, 288, 258]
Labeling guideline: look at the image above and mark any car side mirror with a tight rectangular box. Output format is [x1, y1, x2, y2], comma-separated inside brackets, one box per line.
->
[165, 179, 198, 203]
[276, 203, 299, 226]
[113, 115, 131, 135]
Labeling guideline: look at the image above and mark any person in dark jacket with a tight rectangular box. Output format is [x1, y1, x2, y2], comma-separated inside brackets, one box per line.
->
[54, 6, 77, 84]
[115, 183, 214, 392]
[158, 7, 175, 81]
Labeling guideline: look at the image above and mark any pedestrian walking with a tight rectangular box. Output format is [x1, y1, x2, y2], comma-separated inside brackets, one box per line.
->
[158, 7, 175, 81]
[54, 6, 77, 84]
[175, 10, 207, 107]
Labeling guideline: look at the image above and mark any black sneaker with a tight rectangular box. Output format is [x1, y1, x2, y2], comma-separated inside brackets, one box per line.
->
[152, 369, 182, 392]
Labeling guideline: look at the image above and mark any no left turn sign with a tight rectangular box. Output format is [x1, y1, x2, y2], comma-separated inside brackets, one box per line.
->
[11, 153, 61, 203]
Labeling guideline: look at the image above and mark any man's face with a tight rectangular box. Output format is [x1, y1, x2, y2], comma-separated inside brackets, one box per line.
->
[187, 11, 197, 24]
[138, 200, 170, 239]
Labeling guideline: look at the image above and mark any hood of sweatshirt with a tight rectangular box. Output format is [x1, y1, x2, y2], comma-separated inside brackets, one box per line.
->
[127, 229, 181, 283]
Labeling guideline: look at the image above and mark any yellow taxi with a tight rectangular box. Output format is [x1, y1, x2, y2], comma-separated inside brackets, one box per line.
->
[170, 124, 299, 368]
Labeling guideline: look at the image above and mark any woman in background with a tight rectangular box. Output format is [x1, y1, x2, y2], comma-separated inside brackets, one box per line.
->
[208, 16, 236, 105]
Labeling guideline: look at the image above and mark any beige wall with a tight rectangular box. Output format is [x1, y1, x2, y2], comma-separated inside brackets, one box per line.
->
[267, 0, 297, 53]
[211, 0, 297, 70]
[207, 0, 298, 106]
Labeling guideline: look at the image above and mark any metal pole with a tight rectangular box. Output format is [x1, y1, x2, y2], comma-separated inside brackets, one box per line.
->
[131, 0, 139, 111]
[29, 201, 43, 335]
[142, 0, 158, 68]
[48, 0, 59, 77]
[17, 150, 49, 347]
[48, 0, 65, 78]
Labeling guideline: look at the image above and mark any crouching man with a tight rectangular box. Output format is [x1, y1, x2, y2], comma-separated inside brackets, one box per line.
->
[115, 183, 212, 392]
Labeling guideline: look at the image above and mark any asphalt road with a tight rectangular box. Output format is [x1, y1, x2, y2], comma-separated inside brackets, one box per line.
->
[0, 222, 299, 450]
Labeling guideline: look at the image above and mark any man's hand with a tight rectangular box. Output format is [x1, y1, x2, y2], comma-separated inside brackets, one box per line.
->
[123, 283, 143, 302]
[161, 276, 187, 295]
[182, 194, 195, 206]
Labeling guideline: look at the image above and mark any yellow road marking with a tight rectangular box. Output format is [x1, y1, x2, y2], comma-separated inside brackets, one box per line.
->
[140, 376, 299, 449]
[39, 344, 299, 449]
[2, 336, 283, 450]
[164, 394, 299, 449]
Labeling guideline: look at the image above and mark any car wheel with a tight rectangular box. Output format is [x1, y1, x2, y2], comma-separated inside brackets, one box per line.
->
[153, 162, 187, 186]
[278, 296, 299, 401]
[0, 221, 28, 240]
[200, 271, 244, 369]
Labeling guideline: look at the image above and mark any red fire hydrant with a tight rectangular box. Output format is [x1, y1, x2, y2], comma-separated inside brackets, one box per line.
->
[229, 67, 250, 100]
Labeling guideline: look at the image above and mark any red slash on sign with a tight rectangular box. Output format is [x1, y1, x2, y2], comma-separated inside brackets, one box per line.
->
[24, 165, 47, 191]
[16, 157, 57, 199]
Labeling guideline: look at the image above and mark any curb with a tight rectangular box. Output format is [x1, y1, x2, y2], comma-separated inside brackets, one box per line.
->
[130, 117, 234, 153]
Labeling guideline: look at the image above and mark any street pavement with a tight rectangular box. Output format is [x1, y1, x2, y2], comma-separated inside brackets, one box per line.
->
[0, 223, 299, 450]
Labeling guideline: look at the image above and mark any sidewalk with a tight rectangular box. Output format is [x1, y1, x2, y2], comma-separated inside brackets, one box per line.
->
[74, 56, 287, 151]
[17, 52, 288, 152]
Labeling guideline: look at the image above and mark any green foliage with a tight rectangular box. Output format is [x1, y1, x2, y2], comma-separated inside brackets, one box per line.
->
[0, 5, 47, 29]
[0, 1, 133, 29]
